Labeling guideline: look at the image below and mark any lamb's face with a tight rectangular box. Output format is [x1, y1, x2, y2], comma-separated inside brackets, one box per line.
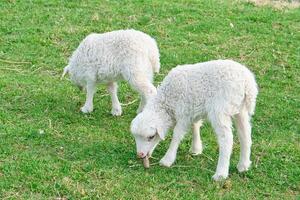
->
[130, 111, 163, 158]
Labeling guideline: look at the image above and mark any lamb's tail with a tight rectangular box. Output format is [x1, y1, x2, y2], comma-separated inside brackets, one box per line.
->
[244, 72, 258, 116]
[61, 65, 71, 80]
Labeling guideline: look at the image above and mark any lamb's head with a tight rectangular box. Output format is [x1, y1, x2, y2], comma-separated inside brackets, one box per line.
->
[130, 109, 168, 159]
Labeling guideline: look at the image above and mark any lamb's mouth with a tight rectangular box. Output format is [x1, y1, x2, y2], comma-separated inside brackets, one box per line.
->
[140, 153, 150, 159]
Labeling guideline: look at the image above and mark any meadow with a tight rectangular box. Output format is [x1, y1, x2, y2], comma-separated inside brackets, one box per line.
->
[0, 0, 299, 199]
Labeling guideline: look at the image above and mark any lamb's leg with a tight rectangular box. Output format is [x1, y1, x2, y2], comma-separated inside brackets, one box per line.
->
[209, 113, 233, 181]
[128, 77, 156, 113]
[190, 120, 203, 155]
[235, 109, 252, 172]
[81, 81, 96, 113]
[160, 122, 188, 167]
[107, 82, 122, 116]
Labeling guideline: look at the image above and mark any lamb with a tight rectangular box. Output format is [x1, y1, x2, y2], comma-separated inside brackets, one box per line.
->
[130, 60, 258, 181]
[62, 29, 160, 115]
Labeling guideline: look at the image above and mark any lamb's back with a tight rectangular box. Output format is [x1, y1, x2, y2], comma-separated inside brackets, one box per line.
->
[157, 60, 253, 117]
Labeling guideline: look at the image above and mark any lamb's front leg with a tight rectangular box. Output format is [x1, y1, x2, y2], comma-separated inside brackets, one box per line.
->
[160, 122, 188, 167]
[190, 120, 203, 155]
[81, 82, 96, 113]
[107, 82, 122, 116]
[210, 114, 233, 181]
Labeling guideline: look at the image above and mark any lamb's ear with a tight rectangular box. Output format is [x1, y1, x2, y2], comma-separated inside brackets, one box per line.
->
[130, 118, 138, 134]
[156, 127, 165, 140]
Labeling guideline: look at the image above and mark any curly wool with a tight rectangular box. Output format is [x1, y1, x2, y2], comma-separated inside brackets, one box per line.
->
[131, 59, 258, 181]
[63, 29, 160, 114]
[150, 59, 257, 121]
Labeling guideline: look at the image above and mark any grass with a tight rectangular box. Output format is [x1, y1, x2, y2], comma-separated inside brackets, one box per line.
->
[0, 0, 299, 199]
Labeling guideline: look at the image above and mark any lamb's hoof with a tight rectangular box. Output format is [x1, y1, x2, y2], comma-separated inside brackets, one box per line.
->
[159, 156, 175, 167]
[111, 106, 122, 116]
[189, 146, 203, 156]
[212, 173, 228, 181]
[80, 106, 93, 113]
[237, 161, 251, 172]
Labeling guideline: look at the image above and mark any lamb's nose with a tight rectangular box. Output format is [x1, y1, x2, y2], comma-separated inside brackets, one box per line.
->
[137, 152, 145, 158]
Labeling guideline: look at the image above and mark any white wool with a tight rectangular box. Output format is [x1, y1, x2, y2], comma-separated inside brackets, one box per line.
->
[63, 29, 160, 115]
[131, 59, 258, 181]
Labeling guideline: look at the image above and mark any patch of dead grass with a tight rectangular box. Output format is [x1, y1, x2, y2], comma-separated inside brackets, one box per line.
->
[248, 0, 300, 9]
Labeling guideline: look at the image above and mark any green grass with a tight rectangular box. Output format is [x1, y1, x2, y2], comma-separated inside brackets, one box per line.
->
[0, 0, 299, 199]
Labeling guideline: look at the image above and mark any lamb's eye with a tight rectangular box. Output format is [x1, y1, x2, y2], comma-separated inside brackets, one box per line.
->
[147, 135, 155, 140]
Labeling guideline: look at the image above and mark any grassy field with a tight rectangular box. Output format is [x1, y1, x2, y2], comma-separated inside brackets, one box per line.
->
[0, 0, 299, 199]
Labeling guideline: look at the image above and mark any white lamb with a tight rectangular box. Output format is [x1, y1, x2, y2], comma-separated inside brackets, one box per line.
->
[62, 29, 160, 115]
[131, 60, 258, 181]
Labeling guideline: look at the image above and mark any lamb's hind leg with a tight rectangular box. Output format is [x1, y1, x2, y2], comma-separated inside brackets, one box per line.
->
[235, 109, 252, 172]
[209, 112, 233, 181]
[81, 81, 96, 113]
[107, 82, 122, 116]
[190, 120, 203, 155]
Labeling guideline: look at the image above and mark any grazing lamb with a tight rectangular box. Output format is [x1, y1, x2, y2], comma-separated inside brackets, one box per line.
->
[131, 60, 258, 181]
[62, 29, 160, 115]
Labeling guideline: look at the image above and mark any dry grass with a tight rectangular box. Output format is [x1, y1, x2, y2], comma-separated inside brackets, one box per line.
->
[249, 0, 300, 9]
